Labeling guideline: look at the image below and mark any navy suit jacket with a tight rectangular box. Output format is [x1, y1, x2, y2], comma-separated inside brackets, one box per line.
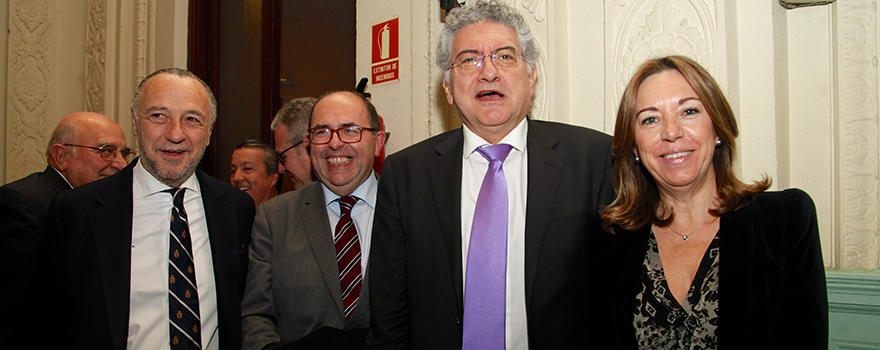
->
[0, 166, 71, 339]
[366, 119, 614, 349]
[32, 159, 254, 350]
[591, 189, 828, 349]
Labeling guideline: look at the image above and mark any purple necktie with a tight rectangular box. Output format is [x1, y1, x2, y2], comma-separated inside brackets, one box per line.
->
[463, 143, 513, 350]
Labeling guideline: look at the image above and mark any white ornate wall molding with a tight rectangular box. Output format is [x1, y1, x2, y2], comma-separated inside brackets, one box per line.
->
[424, 0, 438, 137]
[135, 0, 151, 82]
[86, 0, 107, 114]
[6, 0, 52, 182]
[837, 0, 879, 270]
[607, 0, 716, 116]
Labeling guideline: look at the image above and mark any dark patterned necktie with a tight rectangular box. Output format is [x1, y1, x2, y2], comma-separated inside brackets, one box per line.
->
[167, 188, 201, 349]
[463, 144, 513, 350]
[334, 195, 362, 322]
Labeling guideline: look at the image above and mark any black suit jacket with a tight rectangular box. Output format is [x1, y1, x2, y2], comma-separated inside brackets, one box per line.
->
[0, 166, 71, 338]
[366, 119, 614, 349]
[592, 189, 828, 349]
[32, 160, 254, 350]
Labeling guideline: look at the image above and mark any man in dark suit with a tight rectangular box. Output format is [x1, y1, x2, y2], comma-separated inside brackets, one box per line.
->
[366, 2, 613, 349]
[0, 111, 129, 340]
[32, 68, 254, 350]
[241, 91, 386, 350]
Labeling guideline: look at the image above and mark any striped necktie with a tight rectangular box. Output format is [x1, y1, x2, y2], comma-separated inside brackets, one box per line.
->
[167, 188, 201, 349]
[334, 195, 363, 322]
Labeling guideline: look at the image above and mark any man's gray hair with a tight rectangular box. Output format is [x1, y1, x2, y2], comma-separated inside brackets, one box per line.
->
[436, 0, 540, 83]
[130, 68, 218, 123]
[271, 97, 318, 145]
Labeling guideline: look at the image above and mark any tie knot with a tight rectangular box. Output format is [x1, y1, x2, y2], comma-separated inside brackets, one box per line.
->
[166, 188, 186, 206]
[476, 143, 514, 163]
[338, 195, 358, 214]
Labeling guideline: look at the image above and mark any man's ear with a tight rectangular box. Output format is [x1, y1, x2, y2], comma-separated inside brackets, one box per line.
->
[49, 144, 70, 171]
[442, 79, 454, 105]
[131, 113, 138, 138]
[374, 131, 387, 157]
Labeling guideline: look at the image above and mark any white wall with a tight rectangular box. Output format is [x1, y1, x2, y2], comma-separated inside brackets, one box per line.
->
[357, 0, 880, 271]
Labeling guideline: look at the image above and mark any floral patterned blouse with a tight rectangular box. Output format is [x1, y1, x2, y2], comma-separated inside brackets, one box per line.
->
[633, 230, 721, 349]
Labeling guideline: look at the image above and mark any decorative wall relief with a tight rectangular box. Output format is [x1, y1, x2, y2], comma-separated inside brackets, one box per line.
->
[609, 0, 714, 109]
[838, 0, 879, 269]
[6, 0, 51, 182]
[425, 0, 437, 137]
[86, 0, 107, 114]
[135, 0, 149, 82]
[519, 0, 547, 22]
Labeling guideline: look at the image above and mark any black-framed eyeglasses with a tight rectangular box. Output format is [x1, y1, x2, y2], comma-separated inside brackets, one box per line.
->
[63, 143, 135, 161]
[307, 126, 376, 145]
[450, 47, 523, 74]
[276, 139, 304, 163]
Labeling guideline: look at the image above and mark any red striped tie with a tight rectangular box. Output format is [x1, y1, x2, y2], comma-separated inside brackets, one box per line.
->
[334, 195, 362, 322]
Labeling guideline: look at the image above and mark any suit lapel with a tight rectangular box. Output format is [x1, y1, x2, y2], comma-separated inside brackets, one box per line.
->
[429, 131, 465, 309]
[88, 165, 134, 350]
[198, 170, 242, 318]
[300, 184, 345, 315]
[523, 120, 565, 305]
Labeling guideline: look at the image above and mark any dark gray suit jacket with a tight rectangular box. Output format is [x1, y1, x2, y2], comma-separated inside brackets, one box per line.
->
[241, 181, 370, 350]
[366, 119, 614, 349]
[0, 166, 71, 340]
[31, 159, 254, 350]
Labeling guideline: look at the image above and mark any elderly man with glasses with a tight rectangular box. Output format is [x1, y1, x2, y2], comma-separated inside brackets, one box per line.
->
[271, 97, 318, 191]
[366, 1, 614, 349]
[0, 111, 130, 340]
[242, 91, 386, 350]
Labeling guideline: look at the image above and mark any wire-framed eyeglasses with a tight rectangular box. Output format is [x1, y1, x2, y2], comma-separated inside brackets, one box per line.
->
[64, 143, 136, 161]
[449, 47, 523, 74]
[307, 126, 376, 145]
[276, 139, 304, 163]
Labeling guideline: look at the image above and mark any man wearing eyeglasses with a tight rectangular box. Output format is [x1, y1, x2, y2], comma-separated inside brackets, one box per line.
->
[0, 111, 129, 337]
[242, 91, 386, 350]
[271, 97, 318, 190]
[367, 2, 613, 349]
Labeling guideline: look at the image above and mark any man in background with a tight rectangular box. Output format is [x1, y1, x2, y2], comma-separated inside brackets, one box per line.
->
[0, 111, 129, 340]
[33, 68, 254, 349]
[272, 97, 318, 190]
[242, 91, 385, 350]
[230, 139, 281, 209]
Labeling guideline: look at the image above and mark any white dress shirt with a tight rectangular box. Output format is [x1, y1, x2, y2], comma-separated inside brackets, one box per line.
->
[322, 171, 379, 272]
[128, 162, 219, 350]
[460, 118, 529, 349]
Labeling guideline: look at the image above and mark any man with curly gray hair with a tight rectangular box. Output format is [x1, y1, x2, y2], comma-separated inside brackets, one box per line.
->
[367, 1, 614, 349]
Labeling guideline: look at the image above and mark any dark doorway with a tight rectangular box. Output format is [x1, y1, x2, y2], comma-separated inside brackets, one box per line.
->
[189, 0, 355, 186]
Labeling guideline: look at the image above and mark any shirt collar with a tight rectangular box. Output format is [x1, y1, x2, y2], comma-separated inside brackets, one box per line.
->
[321, 171, 379, 210]
[462, 117, 528, 160]
[133, 159, 200, 198]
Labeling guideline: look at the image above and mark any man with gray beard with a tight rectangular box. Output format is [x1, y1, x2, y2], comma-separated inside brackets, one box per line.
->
[29, 68, 254, 350]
